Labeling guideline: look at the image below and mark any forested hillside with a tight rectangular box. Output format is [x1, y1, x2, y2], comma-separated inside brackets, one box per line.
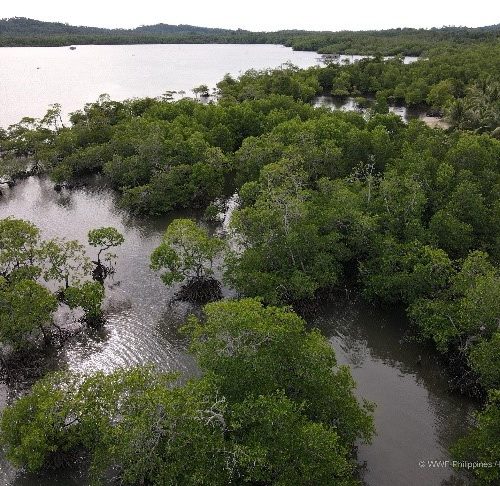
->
[2, 16, 500, 55]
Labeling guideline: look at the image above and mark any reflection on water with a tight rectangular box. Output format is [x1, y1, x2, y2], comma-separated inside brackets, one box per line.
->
[0, 176, 212, 377]
[311, 299, 476, 486]
[0, 44, 324, 128]
[314, 94, 450, 129]
[0, 178, 475, 486]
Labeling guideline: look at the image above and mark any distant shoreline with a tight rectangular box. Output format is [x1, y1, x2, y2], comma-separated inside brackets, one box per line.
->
[2, 17, 500, 55]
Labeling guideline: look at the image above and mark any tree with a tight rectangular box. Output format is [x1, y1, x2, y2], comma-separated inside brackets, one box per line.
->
[225, 159, 317, 304]
[0, 299, 374, 486]
[404, 79, 428, 106]
[185, 298, 375, 445]
[429, 210, 474, 258]
[451, 390, 500, 484]
[0, 278, 58, 348]
[226, 161, 377, 305]
[161, 90, 176, 102]
[40, 103, 65, 132]
[0, 217, 41, 281]
[468, 333, 500, 390]
[227, 392, 356, 485]
[426, 79, 454, 112]
[361, 240, 454, 305]
[371, 92, 389, 114]
[64, 281, 105, 326]
[87, 227, 124, 283]
[408, 250, 500, 375]
[375, 169, 427, 240]
[0, 371, 82, 471]
[192, 84, 210, 99]
[41, 238, 91, 289]
[0, 217, 108, 353]
[150, 219, 225, 301]
[331, 71, 351, 97]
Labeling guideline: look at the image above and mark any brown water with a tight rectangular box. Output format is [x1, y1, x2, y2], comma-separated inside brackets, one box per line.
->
[0, 177, 476, 486]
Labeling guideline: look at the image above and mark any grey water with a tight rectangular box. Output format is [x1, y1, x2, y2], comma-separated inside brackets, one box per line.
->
[0, 43, 324, 128]
[0, 44, 421, 129]
[0, 177, 476, 486]
[314, 94, 450, 129]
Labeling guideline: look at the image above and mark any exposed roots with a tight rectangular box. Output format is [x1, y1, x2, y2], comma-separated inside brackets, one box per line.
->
[92, 262, 108, 284]
[175, 277, 222, 304]
[444, 346, 485, 400]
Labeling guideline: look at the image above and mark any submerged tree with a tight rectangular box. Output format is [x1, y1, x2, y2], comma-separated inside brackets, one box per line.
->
[0, 277, 58, 349]
[87, 227, 124, 284]
[64, 281, 105, 326]
[150, 219, 225, 302]
[0, 299, 374, 485]
[41, 238, 91, 290]
[0, 217, 114, 363]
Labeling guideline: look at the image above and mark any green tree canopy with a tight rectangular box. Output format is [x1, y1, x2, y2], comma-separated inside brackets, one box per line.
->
[150, 219, 225, 286]
[0, 299, 374, 485]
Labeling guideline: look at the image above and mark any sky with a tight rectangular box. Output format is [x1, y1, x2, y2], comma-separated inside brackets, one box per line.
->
[1, 0, 499, 32]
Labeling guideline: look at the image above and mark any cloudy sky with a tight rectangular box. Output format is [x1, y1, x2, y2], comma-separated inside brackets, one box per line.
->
[2, 0, 499, 31]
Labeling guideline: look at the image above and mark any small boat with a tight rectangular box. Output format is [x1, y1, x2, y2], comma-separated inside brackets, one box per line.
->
[69, 46, 76, 50]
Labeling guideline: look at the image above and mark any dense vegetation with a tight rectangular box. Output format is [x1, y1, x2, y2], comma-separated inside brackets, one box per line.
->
[150, 219, 226, 301]
[0, 299, 374, 485]
[2, 17, 500, 56]
[452, 390, 500, 484]
[1, 45, 499, 483]
[0, 217, 123, 374]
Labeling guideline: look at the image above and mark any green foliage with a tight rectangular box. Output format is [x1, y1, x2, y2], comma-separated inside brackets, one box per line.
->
[4, 44, 498, 214]
[1, 51, 500, 482]
[1, 299, 373, 485]
[228, 392, 356, 485]
[451, 390, 500, 484]
[331, 71, 351, 97]
[427, 79, 455, 111]
[192, 84, 209, 98]
[217, 65, 320, 102]
[0, 279, 58, 348]
[361, 241, 454, 305]
[429, 210, 474, 258]
[0, 217, 111, 351]
[64, 281, 105, 325]
[41, 238, 91, 289]
[87, 226, 124, 265]
[0, 217, 41, 280]
[185, 298, 375, 445]
[447, 80, 500, 132]
[87, 227, 124, 252]
[3, 17, 500, 59]
[409, 251, 500, 353]
[150, 219, 225, 285]
[469, 334, 500, 390]
[0, 371, 81, 471]
[226, 155, 377, 304]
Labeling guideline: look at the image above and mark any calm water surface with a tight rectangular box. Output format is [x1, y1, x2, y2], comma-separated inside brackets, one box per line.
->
[314, 95, 450, 128]
[0, 45, 420, 129]
[0, 178, 476, 486]
[0, 44, 323, 127]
